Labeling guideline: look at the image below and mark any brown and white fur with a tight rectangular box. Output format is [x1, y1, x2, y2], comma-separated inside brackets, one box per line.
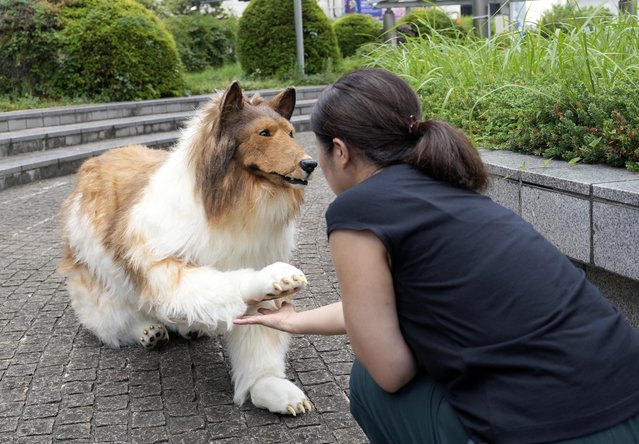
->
[59, 81, 317, 415]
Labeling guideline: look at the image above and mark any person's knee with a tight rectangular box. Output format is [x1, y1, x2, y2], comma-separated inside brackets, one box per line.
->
[349, 360, 369, 417]
[349, 360, 393, 444]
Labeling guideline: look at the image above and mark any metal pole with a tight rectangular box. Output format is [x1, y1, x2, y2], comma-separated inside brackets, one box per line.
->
[294, 0, 305, 76]
[473, 0, 489, 38]
[619, 0, 636, 14]
[383, 8, 397, 46]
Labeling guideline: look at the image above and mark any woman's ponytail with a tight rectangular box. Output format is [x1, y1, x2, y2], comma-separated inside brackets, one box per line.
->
[407, 119, 488, 191]
[311, 68, 489, 191]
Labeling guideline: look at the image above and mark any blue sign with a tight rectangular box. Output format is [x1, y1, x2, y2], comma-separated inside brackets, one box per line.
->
[345, 0, 383, 19]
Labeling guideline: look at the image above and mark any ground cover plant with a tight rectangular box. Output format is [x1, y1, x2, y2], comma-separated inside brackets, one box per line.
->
[364, 7, 639, 171]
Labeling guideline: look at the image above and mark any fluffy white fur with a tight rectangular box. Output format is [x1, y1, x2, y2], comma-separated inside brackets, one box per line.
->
[59, 83, 315, 415]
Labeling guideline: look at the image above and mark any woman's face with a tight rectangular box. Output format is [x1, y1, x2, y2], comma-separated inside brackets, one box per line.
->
[317, 138, 349, 196]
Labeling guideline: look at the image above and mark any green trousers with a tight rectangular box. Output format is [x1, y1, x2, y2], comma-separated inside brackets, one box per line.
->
[349, 360, 639, 444]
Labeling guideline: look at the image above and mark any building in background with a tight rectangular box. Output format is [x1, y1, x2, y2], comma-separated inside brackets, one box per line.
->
[219, 0, 626, 26]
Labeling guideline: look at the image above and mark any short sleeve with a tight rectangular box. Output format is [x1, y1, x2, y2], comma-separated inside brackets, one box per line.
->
[325, 180, 395, 255]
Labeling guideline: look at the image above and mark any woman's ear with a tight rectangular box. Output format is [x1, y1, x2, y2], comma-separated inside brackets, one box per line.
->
[332, 138, 350, 167]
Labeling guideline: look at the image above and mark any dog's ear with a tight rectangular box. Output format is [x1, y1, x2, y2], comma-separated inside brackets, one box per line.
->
[269, 87, 296, 121]
[220, 81, 244, 123]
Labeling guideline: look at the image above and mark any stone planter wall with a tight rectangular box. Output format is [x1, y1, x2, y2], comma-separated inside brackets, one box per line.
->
[480, 148, 639, 328]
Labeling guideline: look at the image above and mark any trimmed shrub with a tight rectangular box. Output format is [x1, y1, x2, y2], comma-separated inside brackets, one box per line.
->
[0, 0, 60, 96]
[333, 13, 382, 58]
[165, 15, 236, 72]
[54, 0, 184, 101]
[237, 0, 340, 77]
[397, 7, 463, 39]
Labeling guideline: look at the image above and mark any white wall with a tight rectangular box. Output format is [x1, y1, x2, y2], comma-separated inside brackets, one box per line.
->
[221, 0, 248, 17]
[318, 0, 344, 19]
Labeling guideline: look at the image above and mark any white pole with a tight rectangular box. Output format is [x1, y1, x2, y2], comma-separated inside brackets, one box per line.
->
[294, 0, 305, 75]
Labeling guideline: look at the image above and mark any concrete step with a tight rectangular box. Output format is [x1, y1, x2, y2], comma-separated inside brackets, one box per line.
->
[0, 86, 325, 133]
[0, 98, 317, 157]
[0, 114, 311, 191]
[0, 111, 192, 157]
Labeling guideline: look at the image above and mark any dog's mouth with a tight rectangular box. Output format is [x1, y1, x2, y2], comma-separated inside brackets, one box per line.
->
[270, 172, 308, 186]
[249, 165, 309, 186]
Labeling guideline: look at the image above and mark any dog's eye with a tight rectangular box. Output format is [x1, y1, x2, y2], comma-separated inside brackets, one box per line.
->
[289, 131, 294, 138]
[259, 129, 271, 137]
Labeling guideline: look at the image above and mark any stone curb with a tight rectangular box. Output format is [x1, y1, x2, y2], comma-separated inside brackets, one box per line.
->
[480, 148, 639, 283]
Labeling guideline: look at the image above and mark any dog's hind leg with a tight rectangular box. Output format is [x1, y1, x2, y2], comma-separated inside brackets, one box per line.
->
[65, 264, 165, 349]
[224, 316, 312, 416]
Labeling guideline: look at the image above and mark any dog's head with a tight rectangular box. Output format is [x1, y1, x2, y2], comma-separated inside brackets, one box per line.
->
[190, 81, 317, 222]
[218, 81, 317, 188]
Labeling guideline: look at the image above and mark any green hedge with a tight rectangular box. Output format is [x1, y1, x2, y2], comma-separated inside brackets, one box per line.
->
[333, 13, 382, 58]
[165, 15, 236, 72]
[447, 83, 639, 170]
[54, 0, 184, 101]
[0, 0, 60, 96]
[237, 0, 340, 77]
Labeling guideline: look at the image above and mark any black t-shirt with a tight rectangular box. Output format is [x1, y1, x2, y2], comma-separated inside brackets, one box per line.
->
[326, 163, 639, 444]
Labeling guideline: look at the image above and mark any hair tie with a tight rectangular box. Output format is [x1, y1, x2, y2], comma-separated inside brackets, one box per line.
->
[408, 115, 427, 137]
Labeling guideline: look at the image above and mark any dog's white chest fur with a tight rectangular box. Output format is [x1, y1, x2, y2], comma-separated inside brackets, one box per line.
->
[132, 148, 297, 271]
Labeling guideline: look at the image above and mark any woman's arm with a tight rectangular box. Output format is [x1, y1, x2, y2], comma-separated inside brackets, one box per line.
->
[234, 301, 346, 335]
[330, 229, 418, 393]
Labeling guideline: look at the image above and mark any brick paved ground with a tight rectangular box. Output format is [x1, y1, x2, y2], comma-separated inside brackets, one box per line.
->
[0, 132, 370, 443]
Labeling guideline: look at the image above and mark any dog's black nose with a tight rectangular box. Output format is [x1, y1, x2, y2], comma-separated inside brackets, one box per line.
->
[300, 159, 318, 174]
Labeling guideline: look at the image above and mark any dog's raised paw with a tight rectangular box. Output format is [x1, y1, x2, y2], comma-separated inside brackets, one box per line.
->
[263, 262, 307, 296]
[139, 324, 169, 350]
[243, 262, 308, 303]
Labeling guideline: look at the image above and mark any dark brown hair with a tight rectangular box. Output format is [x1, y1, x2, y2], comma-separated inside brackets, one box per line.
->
[310, 68, 488, 190]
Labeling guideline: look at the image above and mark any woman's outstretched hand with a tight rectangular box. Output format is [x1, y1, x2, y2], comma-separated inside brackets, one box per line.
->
[234, 301, 346, 336]
[234, 301, 298, 333]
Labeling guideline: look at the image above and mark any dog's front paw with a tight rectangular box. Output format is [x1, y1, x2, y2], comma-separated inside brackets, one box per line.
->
[244, 262, 307, 303]
[250, 376, 312, 416]
[139, 324, 169, 350]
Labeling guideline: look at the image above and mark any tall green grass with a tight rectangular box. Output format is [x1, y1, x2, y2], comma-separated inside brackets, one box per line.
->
[366, 12, 639, 110]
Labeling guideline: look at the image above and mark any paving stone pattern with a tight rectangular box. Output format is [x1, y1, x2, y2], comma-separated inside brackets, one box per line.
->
[0, 132, 369, 443]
